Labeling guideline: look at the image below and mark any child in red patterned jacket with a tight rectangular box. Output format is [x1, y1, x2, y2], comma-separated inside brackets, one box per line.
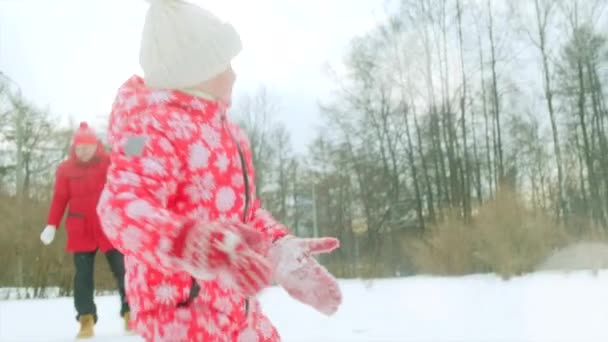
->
[96, 0, 342, 341]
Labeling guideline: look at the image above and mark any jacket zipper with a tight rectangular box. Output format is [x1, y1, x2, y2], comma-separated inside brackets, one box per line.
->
[222, 118, 251, 222]
[223, 116, 251, 316]
[177, 116, 251, 310]
[234, 141, 250, 222]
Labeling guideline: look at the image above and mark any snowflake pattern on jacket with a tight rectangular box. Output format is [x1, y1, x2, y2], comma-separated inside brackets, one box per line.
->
[97, 76, 289, 342]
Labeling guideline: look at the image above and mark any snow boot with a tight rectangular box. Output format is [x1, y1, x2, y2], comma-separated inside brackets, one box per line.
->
[123, 311, 133, 333]
[76, 314, 95, 339]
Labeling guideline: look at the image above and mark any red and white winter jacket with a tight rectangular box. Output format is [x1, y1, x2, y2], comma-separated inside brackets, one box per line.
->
[97, 75, 288, 320]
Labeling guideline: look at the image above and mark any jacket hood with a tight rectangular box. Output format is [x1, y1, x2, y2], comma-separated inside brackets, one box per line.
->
[107, 75, 225, 148]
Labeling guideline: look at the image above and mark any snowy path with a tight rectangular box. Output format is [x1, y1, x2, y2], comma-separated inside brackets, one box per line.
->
[2, 273, 608, 341]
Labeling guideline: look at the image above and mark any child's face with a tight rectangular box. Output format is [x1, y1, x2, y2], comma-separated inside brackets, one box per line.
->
[199, 65, 237, 106]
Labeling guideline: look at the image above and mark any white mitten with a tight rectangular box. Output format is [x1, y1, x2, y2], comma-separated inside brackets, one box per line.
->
[269, 236, 342, 315]
[40, 225, 56, 245]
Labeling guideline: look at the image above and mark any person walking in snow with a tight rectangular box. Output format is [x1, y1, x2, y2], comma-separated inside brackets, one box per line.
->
[95, 0, 342, 341]
[40, 122, 130, 339]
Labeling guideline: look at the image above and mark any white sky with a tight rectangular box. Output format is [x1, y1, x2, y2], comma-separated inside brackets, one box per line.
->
[0, 0, 387, 153]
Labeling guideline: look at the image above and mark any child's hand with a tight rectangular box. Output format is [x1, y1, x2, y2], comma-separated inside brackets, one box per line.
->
[176, 221, 272, 297]
[269, 236, 342, 315]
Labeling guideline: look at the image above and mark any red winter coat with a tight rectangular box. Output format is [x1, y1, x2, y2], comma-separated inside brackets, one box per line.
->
[97, 76, 289, 342]
[47, 144, 114, 253]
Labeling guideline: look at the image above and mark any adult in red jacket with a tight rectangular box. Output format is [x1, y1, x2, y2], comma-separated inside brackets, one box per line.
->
[40, 122, 130, 339]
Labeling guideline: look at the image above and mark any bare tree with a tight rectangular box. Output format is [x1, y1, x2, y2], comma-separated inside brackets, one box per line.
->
[456, 0, 471, 220]
[273, 123, 291, 222]
[233, 86, 280, 191]
[517, 0, 567, 219]
[487, 0, 505, 184]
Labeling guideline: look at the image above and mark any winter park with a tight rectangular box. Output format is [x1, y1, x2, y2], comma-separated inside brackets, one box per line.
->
[2, 0, 608, 341]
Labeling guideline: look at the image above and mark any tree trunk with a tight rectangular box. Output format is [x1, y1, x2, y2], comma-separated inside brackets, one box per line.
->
[587, 60, 608, 222]
[291, 159, 299, 235]
[534, 0, 566, 220]
[414, 110, 436, 221]
[402, 105, 425, 230]
[575, 58, 601, 223]
[488, 0, 504, 183]
[457, 0, 471, 221]
[478, 22, 494, 198]
[421, 10, 447, 210]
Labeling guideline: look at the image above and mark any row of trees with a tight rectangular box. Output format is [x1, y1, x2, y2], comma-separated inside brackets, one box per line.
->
[2, 0, 608, 286]
[316, 0, 608, 227]
[0, 73, 74, 199]
[245, 0, 608, 276]
[0, 72, 80, 289]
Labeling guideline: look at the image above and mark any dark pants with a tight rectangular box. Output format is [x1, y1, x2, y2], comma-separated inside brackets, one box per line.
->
[73, 249, 129, 322]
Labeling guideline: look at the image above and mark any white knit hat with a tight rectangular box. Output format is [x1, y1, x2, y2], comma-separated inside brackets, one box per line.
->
[139, 0, 242, 89]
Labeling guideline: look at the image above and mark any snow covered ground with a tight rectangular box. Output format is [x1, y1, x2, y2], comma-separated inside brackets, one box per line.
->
[2, 272, 608, 342]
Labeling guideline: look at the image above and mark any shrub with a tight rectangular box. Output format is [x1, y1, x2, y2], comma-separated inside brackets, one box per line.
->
[407, 188, 571, 278]
[0, 194, 117, 298]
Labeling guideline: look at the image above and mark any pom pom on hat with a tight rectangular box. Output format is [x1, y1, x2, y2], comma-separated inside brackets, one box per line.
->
[72, 122, 98, 146]
[139, 0, 242, 89]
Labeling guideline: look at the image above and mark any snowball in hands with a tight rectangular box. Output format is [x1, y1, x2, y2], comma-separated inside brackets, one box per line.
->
[40, 225, 56, 245]
[269, 236, 343, 315]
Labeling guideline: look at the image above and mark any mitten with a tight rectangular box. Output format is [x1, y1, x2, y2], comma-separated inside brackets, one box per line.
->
[269, 236, 342, 315]
[175, 221, 272, 297]
[40, 225, 56, 245]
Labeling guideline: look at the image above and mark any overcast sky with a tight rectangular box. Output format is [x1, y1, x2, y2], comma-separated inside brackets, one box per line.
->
[0, 0, 388, 152]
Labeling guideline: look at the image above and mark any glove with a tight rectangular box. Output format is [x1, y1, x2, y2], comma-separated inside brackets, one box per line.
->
[40, 225, 56, 245]
[176, 221, 272, 297]
[269, 235, 342, 315]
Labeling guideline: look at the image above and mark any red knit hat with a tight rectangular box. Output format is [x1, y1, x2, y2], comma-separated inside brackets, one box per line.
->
[72, 122, 98, 145]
